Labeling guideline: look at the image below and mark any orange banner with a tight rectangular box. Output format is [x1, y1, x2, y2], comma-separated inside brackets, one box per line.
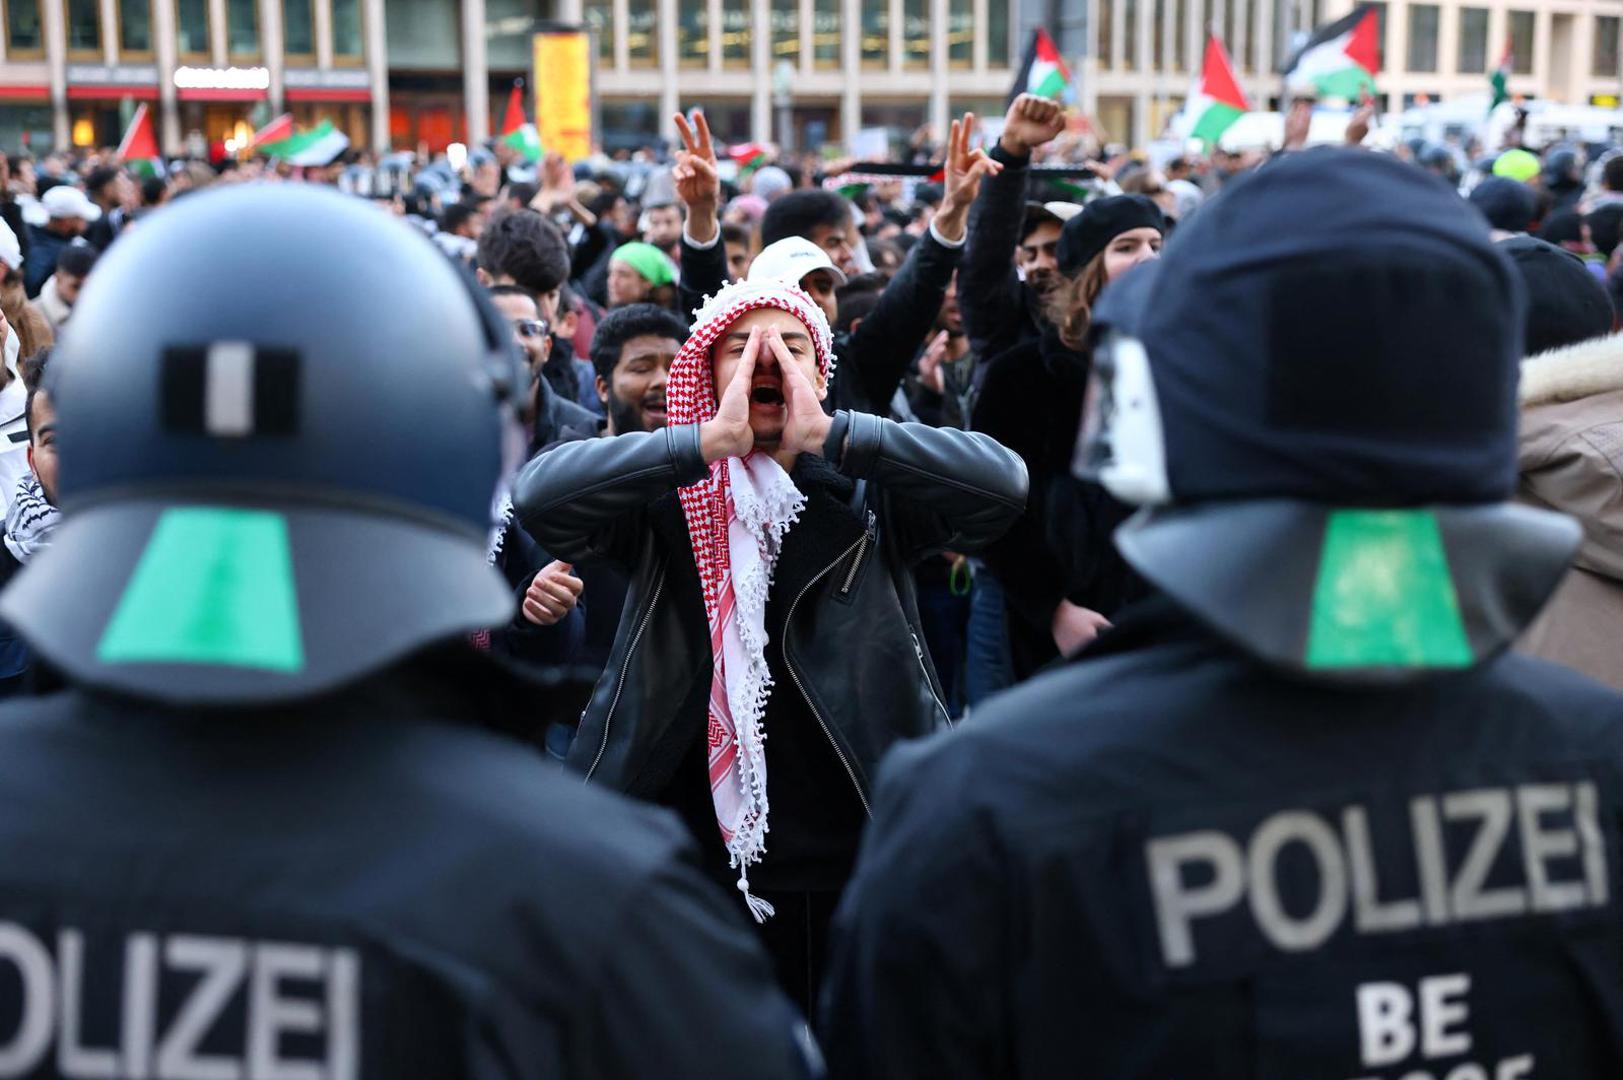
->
[532, 30, 593, 162]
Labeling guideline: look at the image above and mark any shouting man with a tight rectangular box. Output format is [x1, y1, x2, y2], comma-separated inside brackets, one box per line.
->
[515, 278, 1026, 1012]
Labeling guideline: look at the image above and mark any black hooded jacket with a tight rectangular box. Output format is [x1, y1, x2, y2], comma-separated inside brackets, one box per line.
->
[823, 594, 1623, 1078]
[970, 326, 1146, 674]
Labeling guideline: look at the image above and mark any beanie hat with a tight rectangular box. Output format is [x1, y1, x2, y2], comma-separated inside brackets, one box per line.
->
[1492, 148, 1541, 183]
[1057, 195, 1165, 276]
[611, 241, 678, 287]
[1099, 148, 1524, 507]
[1094, 149, 1579, 682]
[1469, 177, 1538, 233]
[1498, 235, 1616, 357]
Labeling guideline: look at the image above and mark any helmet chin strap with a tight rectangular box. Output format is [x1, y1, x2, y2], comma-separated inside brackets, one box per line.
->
[1075, 332, 1171, 507]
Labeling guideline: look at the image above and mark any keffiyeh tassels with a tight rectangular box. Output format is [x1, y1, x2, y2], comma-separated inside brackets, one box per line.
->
[668, 279, 836, 921]
[3, 473, 59, 564]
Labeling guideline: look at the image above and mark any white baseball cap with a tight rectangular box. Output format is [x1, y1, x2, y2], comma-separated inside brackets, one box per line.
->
[747, 236, 848, 289]
[0, 220, 20, 271]
[41, 184, 102, 222]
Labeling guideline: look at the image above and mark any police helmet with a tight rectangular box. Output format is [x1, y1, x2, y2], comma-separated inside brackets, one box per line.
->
[1077, 149, 1579, 681]
[1, 184, 525, 704]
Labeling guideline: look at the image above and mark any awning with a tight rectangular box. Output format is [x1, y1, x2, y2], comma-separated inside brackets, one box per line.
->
[68, 85, 160, 100]
[0, 85, 51, 101]
[286, 87, 372, 103]
[176, 87, 268, 102]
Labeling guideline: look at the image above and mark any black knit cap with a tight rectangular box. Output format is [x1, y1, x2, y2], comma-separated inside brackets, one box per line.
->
[1498, 234, 1616, 357]
[1057, 195, 1165, 276]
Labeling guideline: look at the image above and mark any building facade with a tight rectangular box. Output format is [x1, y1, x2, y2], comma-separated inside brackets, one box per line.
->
[0, 0, 390, 154]
[1, 0, 1616, 156]
[1080, 0, 1623, 146]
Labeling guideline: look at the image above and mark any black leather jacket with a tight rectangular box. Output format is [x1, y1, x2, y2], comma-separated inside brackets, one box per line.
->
[514, 413, 1027, 803]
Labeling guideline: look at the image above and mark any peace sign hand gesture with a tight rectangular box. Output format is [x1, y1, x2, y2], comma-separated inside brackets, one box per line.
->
[673, 111, 722, 244]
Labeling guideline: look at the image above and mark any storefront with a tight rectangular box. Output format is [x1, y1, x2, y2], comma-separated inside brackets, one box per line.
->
[286, 68, 372, 150]
[65, 64, 160, 149]
[388, 73, 466, 155]
[0, 85, 53, 154]
[174, 65, 272, 155]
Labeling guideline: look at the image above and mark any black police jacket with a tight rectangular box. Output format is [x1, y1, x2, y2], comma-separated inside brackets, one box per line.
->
[513, 414, 1027, 805]
[0, 653, 815, 1078]
[822, 596, 1623, 1079]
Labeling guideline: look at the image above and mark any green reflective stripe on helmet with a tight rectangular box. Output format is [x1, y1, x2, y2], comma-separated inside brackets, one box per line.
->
[1305, 509, 1472, 670]
[97, 507, 305, 672]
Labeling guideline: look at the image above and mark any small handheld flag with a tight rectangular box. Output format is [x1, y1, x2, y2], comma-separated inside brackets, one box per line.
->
[1178, 33, 1252, 146]
[116, 103, 164, 177]
[1282, 4, 1380, 101]
[1009, 29, 1076, 108]
[500, 81, 542, 162]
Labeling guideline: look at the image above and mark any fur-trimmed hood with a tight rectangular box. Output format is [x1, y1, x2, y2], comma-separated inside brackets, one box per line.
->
[1520, 331, 1623, 408]
[1517, 331, 1623, 582]
[1516, 332, 1623, 688]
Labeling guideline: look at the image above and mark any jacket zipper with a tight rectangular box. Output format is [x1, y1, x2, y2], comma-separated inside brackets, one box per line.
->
[838, 510, 878, 597]
[586, 563, 666, 782]
[785, 535, 873, 817]
[912, 631, 954, 728]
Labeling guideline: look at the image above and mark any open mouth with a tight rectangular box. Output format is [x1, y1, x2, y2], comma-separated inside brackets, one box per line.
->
[750, 385, 784, 407]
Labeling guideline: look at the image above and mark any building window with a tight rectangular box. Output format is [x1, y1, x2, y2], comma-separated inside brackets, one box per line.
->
[1096, 0, 1113, 70]
[1152, 0, 1166, 68]
[1124, 0, 1138, 70]
[813, 0, 838, 67]
[678, 0, 705, 65]
[5, 0, 44, 53]
[228, 0, 259, 55]
[988, 0, 1010, 65]
[1509, 9, 1533, 73]
[175, 0, 208, 55]
[1595, 15, 1620, 76]
[1173, 0, 1187, 70]
[626, 0, 656, 64]
[1221, 0, 1235, 70]
[119, 0, 153, 52]
[486, 0, 530, 68]
[721, 0, 748, 65]
[282, 0, 312, 55]
[67, 0, 101, 52]
[948, 0, 972, 67]
[332, 0, 362, 58]
[1406, 4, 1437, 72]
[1456, 6, 1487, 72]
[861, 2, 887, 67]
[904, 0, 928, 67]
[771, 0, 797, 61]
[584, 0, 613, 61]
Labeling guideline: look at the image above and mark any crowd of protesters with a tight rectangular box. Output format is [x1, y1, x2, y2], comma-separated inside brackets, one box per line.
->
[1, 88, 1623, 1076]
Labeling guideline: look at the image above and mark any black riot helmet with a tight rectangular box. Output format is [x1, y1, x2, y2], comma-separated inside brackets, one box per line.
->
[1, 183, 526, 704]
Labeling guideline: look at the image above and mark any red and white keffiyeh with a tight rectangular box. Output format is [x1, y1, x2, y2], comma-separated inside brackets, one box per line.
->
[668, 279, 836, 921]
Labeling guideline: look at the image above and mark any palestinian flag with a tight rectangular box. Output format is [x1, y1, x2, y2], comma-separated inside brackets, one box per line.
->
[1178, 33, 1251, 145]
[251, 113, 295, 154]
[499, 82, 541, 161]
[1009, 28, 1074, 106]
[261, 120, 350, 166]
[1282, 4, 1380, 101]
[1489, 40, 1512, 111]
[728, 142, 770, 178]
[116, 103, 164, 178]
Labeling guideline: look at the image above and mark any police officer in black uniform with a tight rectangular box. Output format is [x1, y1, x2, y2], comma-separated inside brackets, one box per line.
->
[821, 149, 1623, 1078]
[0, 184, 817, 1078]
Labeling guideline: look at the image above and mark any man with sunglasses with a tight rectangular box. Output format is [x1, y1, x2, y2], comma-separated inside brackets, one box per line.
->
[489, 284, 596, 451]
